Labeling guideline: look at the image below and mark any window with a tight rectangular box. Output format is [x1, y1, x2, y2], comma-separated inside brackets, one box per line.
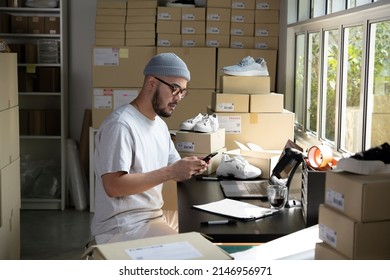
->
[287, 1, 390, 153]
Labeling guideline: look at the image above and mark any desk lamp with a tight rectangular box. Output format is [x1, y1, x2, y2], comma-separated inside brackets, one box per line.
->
[269, 147, 305, 208]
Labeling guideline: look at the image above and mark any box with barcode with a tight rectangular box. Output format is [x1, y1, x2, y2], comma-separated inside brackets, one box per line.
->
[175, 128, 225, 154]
[212, 92, 249, 113]
[325, 170, 390, 222]
[318, 204, 390, 259]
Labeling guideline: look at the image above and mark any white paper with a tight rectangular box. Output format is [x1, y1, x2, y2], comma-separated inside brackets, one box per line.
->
[93, 48, 119, 66]
[125, 241, 203, 260]
[193, 198, 277, 220]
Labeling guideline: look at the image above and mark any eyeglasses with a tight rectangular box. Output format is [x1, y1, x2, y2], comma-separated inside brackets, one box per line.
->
[154, 76, 188, 98]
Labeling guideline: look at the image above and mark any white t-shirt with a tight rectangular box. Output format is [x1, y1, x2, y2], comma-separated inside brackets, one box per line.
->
[91, 104, 180, 236]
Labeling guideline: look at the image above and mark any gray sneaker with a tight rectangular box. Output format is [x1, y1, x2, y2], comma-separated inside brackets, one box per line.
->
[222, 56, 269, 76]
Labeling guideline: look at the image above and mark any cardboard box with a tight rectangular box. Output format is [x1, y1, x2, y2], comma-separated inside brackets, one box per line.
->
[256, 0, 280, 10]
[92, 46, 156, 88]
[127, 0, 157, 9]
[254, 36, 279, 49]
[181, 7, 206, 21]
[175, 128, 225, 154]
[95, 38, 125, 46]
[0, 107, 19, 170]
[83, 232, 233, 260]
[11, 15, 27, 33]
[181, 34, 206, 47]
[225, 149, 281, 179]
[221, 75, 270, 94]
[206, 21, 231, 35]
[315, 242, 350, 260]
[230, 35, 255, 49]
[125, 15, 156, 24]
[28, 16, 44, 34]
[96, 23, 125, 31]
[231, 9, 255, 23]
[319, 204, 390, 259]
[181, 21, 206, 34]
[179, 147, 227, 175]
[125, 31, 155, 39]
[217, 48, 277, 91]
[92, 88, 139, 128]
[97, 0, 127, 9]
[126, 8, 156, 17]
[325, 170, 390, 222]
[255, 23, 279, 37]
[126, 38, 155, 47]
[206, 8, 231, 22]
[212, 92, 249, 112]
[157, 47, 216, 89]
[157, 33, 182, 47]
[96, 15, 126, 24]
[301, 169, 326, 226]
[231, 22, 254, 36]
[0, 53, 18, 111]
[207, 0, 231, 8]
[44, 16, 60, 34]
[213, 110, 294, 151]
[163, 89, 213, 130]
[157, 6, 181, 21]
[255, 10, 279, 23]
[157, 20, 181, 34]
[95, 30, 125, 39]
[125, 23, 155, 31]
[231, 0, 255, 10]
[250, 93, 283, 112]
[96, 8, 127, 16]
[206, 34, 230, 48]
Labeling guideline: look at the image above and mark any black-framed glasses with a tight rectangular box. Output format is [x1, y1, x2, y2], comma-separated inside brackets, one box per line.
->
[154, 76, 188, 98]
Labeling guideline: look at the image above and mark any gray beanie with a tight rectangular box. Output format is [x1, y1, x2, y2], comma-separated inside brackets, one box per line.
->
[144, 53, 190, 81]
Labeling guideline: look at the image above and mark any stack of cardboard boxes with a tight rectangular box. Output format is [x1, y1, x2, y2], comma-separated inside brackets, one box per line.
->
[315, 170, 390, 259]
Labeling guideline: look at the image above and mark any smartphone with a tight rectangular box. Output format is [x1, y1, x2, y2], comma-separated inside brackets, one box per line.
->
[202, 152, 218, 163]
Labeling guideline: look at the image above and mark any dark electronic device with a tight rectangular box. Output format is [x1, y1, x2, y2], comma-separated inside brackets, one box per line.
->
[202, 152, 218, 163]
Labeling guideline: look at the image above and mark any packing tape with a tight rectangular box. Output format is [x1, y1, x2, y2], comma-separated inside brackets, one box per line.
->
[307, 145, 333, 170]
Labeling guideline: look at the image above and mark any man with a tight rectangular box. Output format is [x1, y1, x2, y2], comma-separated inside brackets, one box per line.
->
[91, 53, 208, 244]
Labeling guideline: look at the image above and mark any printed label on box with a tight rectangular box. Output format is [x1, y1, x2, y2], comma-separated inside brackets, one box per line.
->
[217, 103, 234, 112]
[256, 3, 270, 9]
[219, 116, 242, 134]
[319, 224, 337, 248]
[93, 48, 119, 66]
[113, 90, 138, 110]
[176, 141, 195, 152]
[158, 13, 172, 20]
[325, 188, 345, 211]
[94, 95, 112, 109]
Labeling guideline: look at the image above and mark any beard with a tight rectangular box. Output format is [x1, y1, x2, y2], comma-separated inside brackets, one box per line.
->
[152, 88, 177, 118]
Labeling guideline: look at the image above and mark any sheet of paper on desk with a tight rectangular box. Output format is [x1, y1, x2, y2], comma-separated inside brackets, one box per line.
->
[193, 198, 277, 220]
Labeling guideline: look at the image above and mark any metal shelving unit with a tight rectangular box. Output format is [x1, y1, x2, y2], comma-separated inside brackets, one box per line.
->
[0, 0, 68, 210]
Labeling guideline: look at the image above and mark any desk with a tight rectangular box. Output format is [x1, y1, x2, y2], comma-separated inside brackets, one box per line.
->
[177, 177, 306, 243]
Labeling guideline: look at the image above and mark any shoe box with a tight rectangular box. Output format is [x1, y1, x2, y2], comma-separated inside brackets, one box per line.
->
[220, 75, 270, 94]
[314, 242, 350, 260]
[174, 128, 225, 154]
[179, 147, 227, 175]
[210, 108, 295, 151]
[318, 204, 390, 259]
[211, 92, 250, 113]
[324, 170, 390, 222]
[224, 149, 280, 179]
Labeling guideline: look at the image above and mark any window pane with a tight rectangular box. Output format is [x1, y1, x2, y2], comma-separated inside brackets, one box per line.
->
[367, 20, 390, 147]
[288, 0, 298, 24]
[348, 0, 372, 8]
[340, 25, 364, 152]
[322, 29, 339, 142]
[328, 0, 346, 13]
[306, 32, 320, 134]
[298, 0, 310, 21]
[312, 0, 326, 18]
[295, 34, 306, 126]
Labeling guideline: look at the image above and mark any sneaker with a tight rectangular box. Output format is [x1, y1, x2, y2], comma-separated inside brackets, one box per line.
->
[336, 142, 390, 175]
[222, 56, 269, 77]
[216, 154, 262, 179]
[254, 57, 269, 76]
[179, 113, 205, 131]
[193, 113, 219, 133]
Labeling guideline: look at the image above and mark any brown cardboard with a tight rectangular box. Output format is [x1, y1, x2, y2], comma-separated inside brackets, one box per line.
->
[83, 232, 233, 260]
[95, 38, 125, 46]
[96, 15, 126, 24]
[255, 10, 279, 23]
[127, 0, 157, 9]
[206, 8, 231, 22]
[206, 21, 231, 35]
[207, 0, 231, 8]
[254, 36, 279, 49]
[230, 35, 255, 49]
[181, 7, 206, 21]
[157, 6, 181, 21]
[125, 38, 155, 47]
[96, 8, 127, 16]
[127, 8, 156, 17]
[206, 34, 230, 48]
[231, 9, 255, 23]
[11, 15, 27, 33]
[212, 92, 250, 112]
[181, 21, 206, 35]
[175, 128, 225, 154]
[225, 149, 281, 179]
[213, 109, 294, 150]
[318, 204, 390, 259]
[325, 170, 390, 222]
[231, 22, 255, 36]
[157, 20, 181, 34]
[217, 48, 277, 91]
[95, 30, 125, 38]
[96, 23, 125, 31]
[44, 16, 60, 34]
[125, 31, 155, 39]
[163, 89, 213, 130]
[221, 75, 271, 94]
[157, 47, 216, 89]
[256, 0, 280, 10]
[92, 46, 156, 87]
[181, 34, 206, 47]
[231, 0, 255, 10]
[157, 34, 182, 47]
[97, 0, 127, 9]
[255, 23, 279, 37]
[125, 23, 155, 31]
[250, 93, 284, 112]
[314, 242, 350, 260]
[125, 15, 156, 24]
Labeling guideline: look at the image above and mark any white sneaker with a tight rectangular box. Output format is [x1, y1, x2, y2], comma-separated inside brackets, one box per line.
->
[216, 154, 262, 179]
[193, 113, 219, 133]
[222, 56, 269, 76]
[179, 113, 205, 131]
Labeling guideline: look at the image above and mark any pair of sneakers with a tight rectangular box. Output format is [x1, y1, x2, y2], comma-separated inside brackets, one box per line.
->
[222, 56, 269, 77]
[179, 113, 219, 133]
[216, 154, 262, 179]
[337, 142, 390, 175]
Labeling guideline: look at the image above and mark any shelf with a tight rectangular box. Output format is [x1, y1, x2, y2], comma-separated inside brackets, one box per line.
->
[19, 92, 61, 96]
[20, 135, 61, 140]
[0, 33, 60, 38]
[0, 7, 60, 13]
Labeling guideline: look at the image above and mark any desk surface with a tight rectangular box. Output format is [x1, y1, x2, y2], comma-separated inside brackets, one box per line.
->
[177, 177, 306, 243]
